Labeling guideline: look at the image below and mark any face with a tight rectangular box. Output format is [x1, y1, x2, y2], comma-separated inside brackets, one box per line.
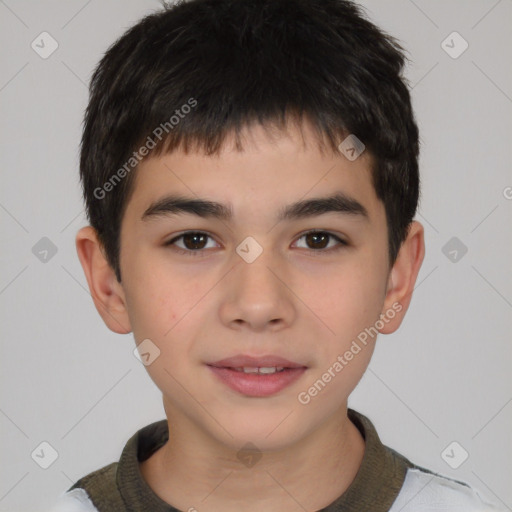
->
[104, 121, 406, 451]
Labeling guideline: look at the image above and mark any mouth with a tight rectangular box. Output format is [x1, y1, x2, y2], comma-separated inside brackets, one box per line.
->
[223, 366, 288, 374]
[206, 355, 308, 397]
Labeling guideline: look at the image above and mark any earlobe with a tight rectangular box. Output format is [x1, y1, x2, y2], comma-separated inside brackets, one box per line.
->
[75, 226, 132, 334]
[378, 221, 425, 335]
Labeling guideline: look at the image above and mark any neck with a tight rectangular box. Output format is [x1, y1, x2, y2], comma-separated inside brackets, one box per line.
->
[140, 404, 365, 512]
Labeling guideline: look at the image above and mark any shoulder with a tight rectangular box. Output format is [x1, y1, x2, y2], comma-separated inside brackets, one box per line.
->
[48, 420, 167, 512]
[389, 466, 507, 511]
[49, 462, 120, 512]
[48, 488, 97, 512]
[70, 461, 118, 490]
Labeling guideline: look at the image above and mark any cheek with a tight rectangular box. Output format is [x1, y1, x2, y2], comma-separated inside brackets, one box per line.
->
[123, 269, 200, 394]
[308, 257, 387, 342]
[121, 245, 207, 340]
[295, 261, 386, 412]
[122, 259, 221, 392]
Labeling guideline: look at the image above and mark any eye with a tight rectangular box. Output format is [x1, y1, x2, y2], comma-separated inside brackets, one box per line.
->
[293, 230, 347, 253]
[164, 230, 347, 257]
[165, 231, 219, 256]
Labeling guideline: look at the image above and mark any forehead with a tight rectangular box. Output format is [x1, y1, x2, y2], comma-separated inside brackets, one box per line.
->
[123, 120, 383, 226]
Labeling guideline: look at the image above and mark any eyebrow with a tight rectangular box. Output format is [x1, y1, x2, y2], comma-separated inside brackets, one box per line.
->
[141, 192, 369, 223]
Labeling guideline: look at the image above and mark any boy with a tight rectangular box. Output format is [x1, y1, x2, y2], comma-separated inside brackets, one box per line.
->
[52, 0, 505, 510]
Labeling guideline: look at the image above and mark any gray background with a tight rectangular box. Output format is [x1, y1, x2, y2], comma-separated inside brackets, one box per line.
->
[1, 1, 511, 511]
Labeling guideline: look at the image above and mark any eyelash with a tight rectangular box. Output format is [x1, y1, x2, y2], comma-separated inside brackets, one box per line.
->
[164, 230, 348, 257]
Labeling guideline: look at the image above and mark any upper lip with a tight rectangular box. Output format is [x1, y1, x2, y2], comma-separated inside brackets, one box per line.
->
[208, 355, 307, 369]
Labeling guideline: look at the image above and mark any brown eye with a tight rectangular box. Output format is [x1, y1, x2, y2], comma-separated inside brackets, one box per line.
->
[181, 232, 209, 250]
[295, 231, 347, 252]
[165, 231, 218, 256]
[305, 232, 329, 249]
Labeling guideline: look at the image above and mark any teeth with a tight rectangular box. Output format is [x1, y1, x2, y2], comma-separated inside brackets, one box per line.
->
[242, 367, 259, 373]
[258, 367, 283, 374]
[234, 367, 285, 374]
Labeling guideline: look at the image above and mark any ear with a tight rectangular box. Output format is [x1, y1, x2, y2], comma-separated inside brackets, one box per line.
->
[75, 226, 132, 334]
[378, 221, 425, 334]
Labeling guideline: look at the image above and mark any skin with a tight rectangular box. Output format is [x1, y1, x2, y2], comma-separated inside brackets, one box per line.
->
[76, 119, 424, 512]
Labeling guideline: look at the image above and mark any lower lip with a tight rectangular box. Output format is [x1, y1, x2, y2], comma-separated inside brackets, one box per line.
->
[207, 366, 306, 397]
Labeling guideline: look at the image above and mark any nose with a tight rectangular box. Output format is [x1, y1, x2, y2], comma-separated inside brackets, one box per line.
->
[219, 251, 296, 333]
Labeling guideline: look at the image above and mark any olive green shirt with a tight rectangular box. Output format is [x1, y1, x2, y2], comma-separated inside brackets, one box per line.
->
[52, 408, 504, 511]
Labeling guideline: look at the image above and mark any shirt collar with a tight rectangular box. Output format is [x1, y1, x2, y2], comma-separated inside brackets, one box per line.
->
[321, 408, 412, 511]
[116, 408, 412, 511]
